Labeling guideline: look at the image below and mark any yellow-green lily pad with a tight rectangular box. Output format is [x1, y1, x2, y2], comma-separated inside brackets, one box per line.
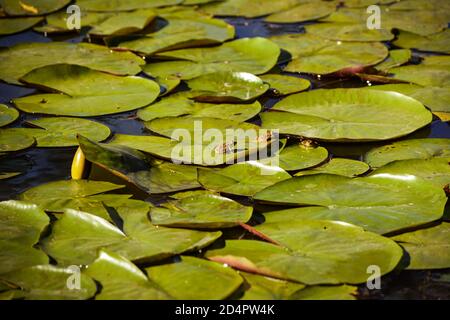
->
[265, 1, 336, 23]
[0, 17, 43, 35]
[295, 158, 370, 177]
[0, 104, 19, 127]
[259, 74, 311, 96]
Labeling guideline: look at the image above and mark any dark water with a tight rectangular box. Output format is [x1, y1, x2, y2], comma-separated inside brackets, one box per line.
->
[0, 17, 449, 300]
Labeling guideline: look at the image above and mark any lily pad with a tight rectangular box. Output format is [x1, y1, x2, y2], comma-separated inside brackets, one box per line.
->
[77, 0, 183, 11]
[269, 33, 388, 75]
[0, 241, 49, 275]
[240, 272, 305, 300]
[276, 143, 328, 171]
[150, 191, 253, 228]
[84, 250, 170, 300]
[200, 0, 303, 18]
[290, 285, 357, 300]
[14, 64, 160, 117]
[89, 9, 156, 36]
[295, 158, 370, 177]
[261, 88, 432, 141]
[388, 64, 450, 87]
[118, 17, 235, 55]
[255, 174, 447, 234]
[0, 42, 144, 85]
[306, 22, 394, 42]
[375, 49, 412, 71]
[0, 0, 70, 16]
[206, 220, 403, 284]
[0, 172, 21, 180]
[144, 37, 280, 80]
[0, 265, 96, 300]
[265, 1, 336, 23]
[198, 161, 291, 197]
[186, 72, 269, 102]
[259, 74, 311, 96]
[393, 29, 450, 54]
[0, 17, 43, 35]
[146, 256, 243, 300]
[0, 129, 35, 152]
[364, 138, 450, 168]
[0, 105, 19, 127]
[42, 208, 221, 265]
[392, 222, 450, 270]
[137, 91, 262, 122]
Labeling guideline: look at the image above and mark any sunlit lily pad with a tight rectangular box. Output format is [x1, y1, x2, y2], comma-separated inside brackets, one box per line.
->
[0, 241, 49, 275]
[89, 9, 156, 36]
[259, 74, 311, 96]
[146, 256, 243, 300]
[42, 208, 221, 265]
[198, 161, 291, 196]
[364, 138, 450, 168]
[207, 220, 403, 284]
[118, 17, 234, 55]
[261, 89, 432, 141]
[269, 33, 388, 75]
[265, 1, 336, 23]
[0, 0, 70, 15]
[137, 91, 261, 122]
[393, 30, 450, 54]
[375, 49, 412, 71]
[290, 285, 357, 300]
[200, 0, 301, 18]
[255, 174, 447, 234]
[0, 129, 35, 152]
[389, 64, 450, 87]
[14, 64, 160, 117]
[295, 158, 369, 177]
[0, 42, 144, 85]
[150, 191, 253, 228]
[157, 76, 181, 96]
[0, 105, 19, 127]
[187, 72, 269, 102]
[392, 222, 450, 270]
[85, 250, 170, 300]
[276, 143, 328, 171]
[77, 0, 182, 11]
[0, 17, 43, 35]
[306, 22, 394, 42]
[240, 272, 305, 300]
[145, 37, 280, 80]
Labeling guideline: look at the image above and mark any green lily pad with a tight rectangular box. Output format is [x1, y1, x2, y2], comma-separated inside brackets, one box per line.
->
[144, 37, 280, 80]
[259, 74, 311, 96]
[371, 158, 450, 188]
[392, 222, 450, 270]
[0, 17, 43, 35]
[118, 17, 234, 55]
[137, 91, 262, 122]
[42, 208, 221, 266]
[0, 241, 49, 275]
[269, 33, 388, 75]
[146, 256, 243, 300]
[0, 265, 96, 300]
[295, 158, 370, 177]
[261, 88, 432, 142]
[375, 49, 412, 71]
[393, 29, 450, 54]
[9, 117, 111, 147]
[77, 0, 182, 11]
[186, 72, 270, 102]
[198, 161, 291, 197]
[200, 0, 302, 18]
[306, 22, 394, 42]
[389, 64, 450, 87]
[0, 105, 19, 127]
[0, 129, 35, 152]
[157, 76, 180, 96]
[35, 10, 112, 33]
[0, 0, 70, 15]
[84, 250, 170, 300]
[150, 191, 253, 228]
[290, 285, 357, 300]
[364, 138, 450, 168]
[265, 1, 336, 23]
[276, 143, 328, 171]
[255, 174, 447, 234]
[0, 42, 144, 85]
[14, 64, 160, 117]
[206, 220, 403, 284]
[89, 9, 156, 36]
[240, 272, 305, 300]
[0, 172, 21, 180]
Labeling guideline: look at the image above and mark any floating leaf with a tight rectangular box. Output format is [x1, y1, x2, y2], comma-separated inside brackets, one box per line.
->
[0, 42, 144, 85]
[240, 272, 305, 300]
[150, 191, 253, 228]
[0, 265, 96, 300]
[290, 285, 357, 300]
[0, 17, 43, 35]
[261, 88, 432, 141]
[118, 18, 234, 55]
[259, 74, 311, 96]
[89, 9, 156, 36]
[206, 220, 403, 284]
[200, 0, 302, 18]
[14, 64, 160, 117]
[144, 37, 280, 80]
[265, 1, 336, 23]
[0, 172, 21, 180]
[375, 49, 412, 71]
[157, 76, 180, 96]
[364, 138, 450, 168]
[0, 105, 19, 127]
[146, 256, 243, 300]
[137, 91, 261, 122]
[295, 158, 369, 177]
[0, 129, 35, 152]
[306, 22, 394, 42]
[186, 72, 269, 102]
[0, 0, 70, 16]
[393, 29, 450, 54]
[0, 241, 49, 275]
[255, 174, 447, 234]
[77, 0, 183, 11]
[276, 143, 328, 171]
[84, 250, 170, 300]
[389, 64, 450, 87]
[270, 33, 388, 75]
[198, 161, 291, 197]
[392, 222, 450, 270]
